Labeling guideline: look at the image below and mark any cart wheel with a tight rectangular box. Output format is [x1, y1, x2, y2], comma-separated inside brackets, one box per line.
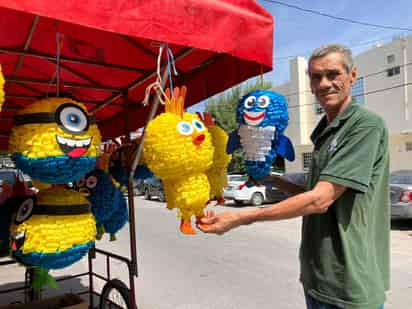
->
[99, 279, 132, 309]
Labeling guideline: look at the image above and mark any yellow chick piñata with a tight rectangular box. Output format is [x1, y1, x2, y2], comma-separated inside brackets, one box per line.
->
[9, 97, 101, 184]
[199, 113, 232, 205]
[9, 186, 96, 269]
[143, 87, 214, 235]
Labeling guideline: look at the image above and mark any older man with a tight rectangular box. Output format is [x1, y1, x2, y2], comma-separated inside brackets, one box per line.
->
[199, 44, 389, 309]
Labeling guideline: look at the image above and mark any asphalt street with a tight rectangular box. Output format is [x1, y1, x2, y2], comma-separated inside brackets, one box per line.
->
[0, 196, 411, 309]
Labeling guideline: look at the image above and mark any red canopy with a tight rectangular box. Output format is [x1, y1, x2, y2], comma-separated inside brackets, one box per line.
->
[0, 0, 274, 149]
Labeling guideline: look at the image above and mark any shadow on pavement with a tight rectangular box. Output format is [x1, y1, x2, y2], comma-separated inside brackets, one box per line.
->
[0, 275, 89, 307]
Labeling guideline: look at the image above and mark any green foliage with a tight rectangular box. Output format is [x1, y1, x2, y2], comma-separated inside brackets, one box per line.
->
[206, 78, 273, 174]
[227, 150, 246, 174]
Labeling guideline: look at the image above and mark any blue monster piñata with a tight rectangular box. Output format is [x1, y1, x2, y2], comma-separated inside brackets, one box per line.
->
[227, 90, 295, 181]
[76, 168, 128, 240]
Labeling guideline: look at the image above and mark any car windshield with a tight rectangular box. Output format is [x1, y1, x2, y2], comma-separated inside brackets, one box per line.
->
[229, 175, 248, 182]
[390, 174, 412, 184]
[0, 171, 17, 186]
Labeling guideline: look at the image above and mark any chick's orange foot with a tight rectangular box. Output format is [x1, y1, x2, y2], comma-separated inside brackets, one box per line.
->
[216, 197, 225, 205]
[180, 219, 197, 235]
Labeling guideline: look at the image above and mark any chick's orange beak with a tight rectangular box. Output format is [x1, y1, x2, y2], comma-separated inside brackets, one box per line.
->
[192, 133, 205, 145]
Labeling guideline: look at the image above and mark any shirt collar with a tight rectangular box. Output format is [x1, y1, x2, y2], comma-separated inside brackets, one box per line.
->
[311, 100, 358, 143]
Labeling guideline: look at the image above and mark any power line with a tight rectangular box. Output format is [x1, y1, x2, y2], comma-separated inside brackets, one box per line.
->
[273, 34, 408, 61]
[262, 0, 412, 31]
[277, 60, 412, 99]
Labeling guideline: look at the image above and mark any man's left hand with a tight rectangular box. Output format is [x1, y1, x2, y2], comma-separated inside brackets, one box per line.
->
[197, 210, 243, 235]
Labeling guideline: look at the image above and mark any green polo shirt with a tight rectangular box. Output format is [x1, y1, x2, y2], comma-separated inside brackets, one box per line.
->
[300, 102, 390, 309]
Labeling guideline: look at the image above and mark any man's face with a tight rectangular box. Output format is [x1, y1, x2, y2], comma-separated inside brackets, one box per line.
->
[309, 52, 357, 113]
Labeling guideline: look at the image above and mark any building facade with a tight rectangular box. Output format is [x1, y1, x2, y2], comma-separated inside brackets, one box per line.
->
[274, 36, 412, 173]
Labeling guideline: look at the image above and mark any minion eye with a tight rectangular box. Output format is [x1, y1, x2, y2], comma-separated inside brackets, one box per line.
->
[177, 121, 194, 135]
[76, 177, 85, 188]
[257, 96, 270, 108]
[86, 176, 98, 189]
[58, 105, 88, 133]
[14, 198, 35, 225]
[244, 96, 256, 109]
[192, 119, 205, 132]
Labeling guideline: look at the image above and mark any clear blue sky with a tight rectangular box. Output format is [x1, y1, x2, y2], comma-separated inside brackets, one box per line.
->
[188, 0, 412, 113]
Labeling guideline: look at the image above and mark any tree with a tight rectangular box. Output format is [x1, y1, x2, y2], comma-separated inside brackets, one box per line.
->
[205, 78, 273, 174]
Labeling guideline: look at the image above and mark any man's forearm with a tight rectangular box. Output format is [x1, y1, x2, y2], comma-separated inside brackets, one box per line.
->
[237, 191, 321, 225]
[235, 181, 346, 226]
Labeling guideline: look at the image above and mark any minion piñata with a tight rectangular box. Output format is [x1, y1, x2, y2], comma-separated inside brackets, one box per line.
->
[9, 186, 95, 269]
[9, 97, 101, 183]
[143, 87, 214, 235]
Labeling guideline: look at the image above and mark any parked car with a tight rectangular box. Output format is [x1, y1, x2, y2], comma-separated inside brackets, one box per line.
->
[142, 176, 165, 202]
[390, 170, 412, 219]
[223, 172, 308, 207]
[133, 179, 145, 196]
[0, 170, 37, 204]
[223, 174, 288, 206]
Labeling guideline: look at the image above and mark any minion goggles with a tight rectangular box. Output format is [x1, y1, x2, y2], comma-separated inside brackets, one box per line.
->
[14, 103, 96, 134]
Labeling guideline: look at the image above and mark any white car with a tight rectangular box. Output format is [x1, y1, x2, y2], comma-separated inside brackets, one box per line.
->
[223, 174, 287, 206]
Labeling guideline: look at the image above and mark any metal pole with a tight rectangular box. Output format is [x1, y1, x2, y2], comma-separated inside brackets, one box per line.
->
[127, 67, 169, 276]
[88, 248, 95, 309]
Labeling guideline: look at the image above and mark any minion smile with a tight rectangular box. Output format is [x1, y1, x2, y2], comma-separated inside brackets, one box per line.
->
[10, 230, 25, 251]
[56, 135, 92, 158]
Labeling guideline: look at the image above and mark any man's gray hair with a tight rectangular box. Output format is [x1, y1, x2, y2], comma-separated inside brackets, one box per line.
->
[308, 44, 354, 73]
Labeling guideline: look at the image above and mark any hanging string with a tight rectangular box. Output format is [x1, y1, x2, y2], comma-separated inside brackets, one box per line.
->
[259, 64, 264, 88]
[56, 33, 63, 97]
[166, 47, 178, 96]
[47, 32, 64, 97]
[142, 43, 178, 106]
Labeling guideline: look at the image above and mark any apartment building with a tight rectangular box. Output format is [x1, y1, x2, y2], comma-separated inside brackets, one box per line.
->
[274, 36, 412, 173]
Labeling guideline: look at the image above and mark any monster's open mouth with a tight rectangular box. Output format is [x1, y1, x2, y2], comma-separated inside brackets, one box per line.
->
[56, 135, 92, 158]
[244, 111, 266, 126]
[10, 231, 25, 251]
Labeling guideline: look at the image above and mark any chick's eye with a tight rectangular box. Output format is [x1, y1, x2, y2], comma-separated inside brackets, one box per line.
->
[257, 96, 270, 108]
[177, 121, 194, 135]
[244, 96, 256, 109]
[86, 176, 98, 189]
[59, 106, 88, 133]
[192, 119, 205, 132]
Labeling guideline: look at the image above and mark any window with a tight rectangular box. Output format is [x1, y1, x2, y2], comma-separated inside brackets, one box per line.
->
[387, 66, 401, 77]
[387, 54, 395, 64]
[302, 152, 313, 170]
[406, 142, 412, 152]
[351, 77, 365, 105]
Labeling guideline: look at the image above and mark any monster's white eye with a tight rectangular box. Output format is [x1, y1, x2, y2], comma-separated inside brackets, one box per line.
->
[192, 119, 205, 132]
[244, 96, 256, 109]
[86, 176, 98, 189]
[76, 177, 85, 187]
[257, 96, 270, 108]
[15, 198, 34, 224]
[177, 121, 194, 135]
[59, 105, 88, 133]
